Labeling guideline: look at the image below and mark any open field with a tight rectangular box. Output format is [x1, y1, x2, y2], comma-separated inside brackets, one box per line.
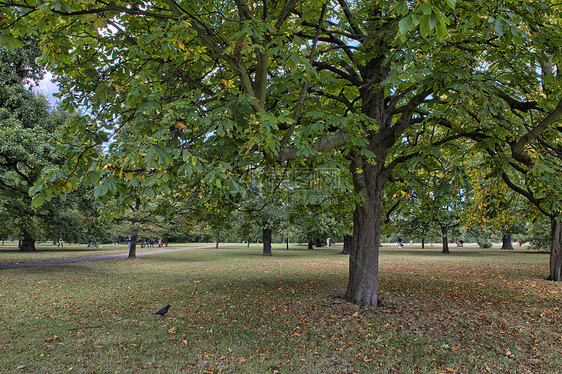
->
[0, 244, 560, 373]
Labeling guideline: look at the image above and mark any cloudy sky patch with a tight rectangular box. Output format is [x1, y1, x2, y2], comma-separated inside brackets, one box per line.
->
[34, 72, 60, 105]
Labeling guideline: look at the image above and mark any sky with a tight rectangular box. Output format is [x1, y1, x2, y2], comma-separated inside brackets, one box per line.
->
[34, 72, 60, 106]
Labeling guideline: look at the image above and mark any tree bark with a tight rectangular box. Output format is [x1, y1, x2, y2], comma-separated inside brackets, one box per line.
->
[262, 225, 272, 256]
[441, 226, 450, 254]
[344, 169, 383, 306]
[549, 218, 562, 281]
[421, 237, 425, 249]
[128, 226, 138, 259]
[215, 229, 220, 249]
[19, 230, 36, 252]
[307, 241, 313, 250]
[340, 234, 352, 254]
[345, 199, 381, 306]
[501, 235, 514, 250]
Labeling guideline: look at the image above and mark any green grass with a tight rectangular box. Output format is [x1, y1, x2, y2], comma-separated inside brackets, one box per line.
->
[0, 244, 560, 373]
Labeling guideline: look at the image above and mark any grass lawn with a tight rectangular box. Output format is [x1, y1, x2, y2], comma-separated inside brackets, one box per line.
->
[0, 243, 560, 373]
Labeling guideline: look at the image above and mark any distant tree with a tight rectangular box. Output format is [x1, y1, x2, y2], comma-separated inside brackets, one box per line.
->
[461, 165, 529, 250]
[391, 148, 468, 254]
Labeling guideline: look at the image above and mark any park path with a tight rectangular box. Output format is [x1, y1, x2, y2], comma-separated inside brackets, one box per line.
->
[0, 245, 217, 270]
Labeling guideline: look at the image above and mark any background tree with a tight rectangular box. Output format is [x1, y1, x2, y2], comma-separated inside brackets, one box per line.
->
[449, 6, 562, 279]
[391, 147, 468, 253]
[0, 40, 81, 251]
[461, 165, 529, 250]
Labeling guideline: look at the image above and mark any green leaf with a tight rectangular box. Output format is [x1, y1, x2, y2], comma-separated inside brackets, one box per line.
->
[420, 15, 430, 38]
[435, 19, 448, 40]
[429, 14, 438, 30]
[1, 35, 23, 51]
[31, 194, 44, 208]
[399, 16, 413, 35]
[444, 0, 456, 9]
[394, 1, 408, 16]
[419, 4, 432, 15]
[494, 18, 504, 36]
[146, 187, 156, 198]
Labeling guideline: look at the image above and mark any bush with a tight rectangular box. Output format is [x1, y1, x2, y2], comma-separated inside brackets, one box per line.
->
[478, 241, 493, 248]
[524, 217, 551, 252]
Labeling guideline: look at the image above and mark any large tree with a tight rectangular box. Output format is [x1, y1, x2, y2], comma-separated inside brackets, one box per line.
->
[447, 7, 562, 279]
[0, 40, 76, 251]
[3, 0, 560, 304]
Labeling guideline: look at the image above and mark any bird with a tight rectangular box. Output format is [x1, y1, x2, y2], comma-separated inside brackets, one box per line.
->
[153, 304, 171, 316]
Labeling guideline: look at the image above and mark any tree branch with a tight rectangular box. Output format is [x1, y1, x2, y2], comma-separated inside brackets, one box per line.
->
[312, 61, 362, 86]
[336, 0, 364, 38]
[388, 88, 433, 146]
[496, 89, 539, 112]
[501, 172, 550, 217]
[511, 97, 562, 166]
[273, 131, 349, 164]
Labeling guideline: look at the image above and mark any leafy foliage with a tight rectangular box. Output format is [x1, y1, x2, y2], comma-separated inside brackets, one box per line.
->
[0, 41, 88, 248]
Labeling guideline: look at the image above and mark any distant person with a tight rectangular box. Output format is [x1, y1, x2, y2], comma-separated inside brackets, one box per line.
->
[158, 238, 162, 248]
[397, 238, 403, 247]
[58, 238, 63, 248]
[327, 238, 331, 247]
[127, 236, 131, 248]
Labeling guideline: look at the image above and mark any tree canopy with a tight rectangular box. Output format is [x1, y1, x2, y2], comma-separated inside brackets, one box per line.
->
[0, 39, 82, 250]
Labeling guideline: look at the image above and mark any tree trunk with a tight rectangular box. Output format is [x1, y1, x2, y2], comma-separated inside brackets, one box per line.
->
[549, 218, 562, 281]
[501, 235, 514, 250]
[19, 230, 36, 252]
[344, 183, 381, 307]
[262, 226, 272, 256]
[128, 227, 138, 259]
[421, 236, 425, 249]
[215, 229, 220, 249]
[340, 234, 352, 255]
[286, 237, 289, 250]
[441, 227, 450, 254]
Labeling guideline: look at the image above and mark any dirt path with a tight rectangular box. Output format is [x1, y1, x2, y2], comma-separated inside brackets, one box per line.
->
[0, 245, 217, 270]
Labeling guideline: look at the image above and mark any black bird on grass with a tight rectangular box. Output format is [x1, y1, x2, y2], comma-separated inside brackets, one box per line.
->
[153, 304, 171, 316]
